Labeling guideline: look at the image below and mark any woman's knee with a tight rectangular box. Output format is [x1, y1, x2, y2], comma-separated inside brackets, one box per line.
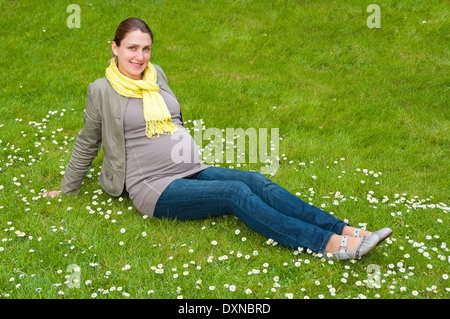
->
[245, 170, 278, 196]
[224, 181, 253, 206]
[247, 170, 274, 185]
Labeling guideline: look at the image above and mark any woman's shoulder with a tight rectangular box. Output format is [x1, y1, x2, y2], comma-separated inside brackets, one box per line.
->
[152, 63, 163, 72]
[90, 77, 110, 90]
[152, 64, 173, 92]
[86, 77, 116, 98]
[152, 64, 167, 81]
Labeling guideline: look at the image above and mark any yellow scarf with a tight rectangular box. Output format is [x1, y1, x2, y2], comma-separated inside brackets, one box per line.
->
[105, 57, 178, 139]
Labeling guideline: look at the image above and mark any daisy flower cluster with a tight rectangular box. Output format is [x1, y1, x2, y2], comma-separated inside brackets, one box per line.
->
[0, 112, 448, 300]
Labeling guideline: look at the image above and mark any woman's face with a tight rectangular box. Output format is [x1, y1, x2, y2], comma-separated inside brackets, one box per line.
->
[111, 30, 152, 80]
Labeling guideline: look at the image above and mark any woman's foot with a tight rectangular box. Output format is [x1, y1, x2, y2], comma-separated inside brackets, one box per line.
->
[343, 226, 393, 245]
[325, 234, 361, 253]
[342, 226, 371, 237]
[324, 233, 379, 260]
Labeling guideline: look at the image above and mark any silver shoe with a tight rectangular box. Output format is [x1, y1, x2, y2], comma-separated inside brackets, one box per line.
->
[353, 227, 392, 245]
[329, 233, 379, 260]
[372, 227, 393, 245]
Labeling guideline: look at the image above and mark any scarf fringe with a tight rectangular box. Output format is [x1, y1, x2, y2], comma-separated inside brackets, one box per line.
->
[145, 120, 178, 139]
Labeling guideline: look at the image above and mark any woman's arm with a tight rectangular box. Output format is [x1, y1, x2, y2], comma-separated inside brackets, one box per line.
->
[43, 190, 61, 198]
[60, 83, 103, 195]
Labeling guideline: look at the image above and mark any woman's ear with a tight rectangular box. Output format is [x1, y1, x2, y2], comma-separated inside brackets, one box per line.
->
[111, 41, 119, 56]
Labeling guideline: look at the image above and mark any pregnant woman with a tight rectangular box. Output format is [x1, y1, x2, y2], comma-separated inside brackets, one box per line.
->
[46, 18, 392, 260]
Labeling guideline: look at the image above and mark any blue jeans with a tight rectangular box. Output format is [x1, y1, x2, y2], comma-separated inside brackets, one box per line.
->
[153, 167, 348, 253]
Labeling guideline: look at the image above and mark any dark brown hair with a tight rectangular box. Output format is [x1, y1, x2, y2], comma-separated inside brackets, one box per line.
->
[111, 18, 153, 57]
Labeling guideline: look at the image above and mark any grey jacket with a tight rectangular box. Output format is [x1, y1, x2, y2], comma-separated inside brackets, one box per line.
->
[61, 64, 180, 196]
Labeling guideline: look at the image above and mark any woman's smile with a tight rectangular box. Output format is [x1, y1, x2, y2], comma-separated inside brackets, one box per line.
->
[130, 61, 144, 69]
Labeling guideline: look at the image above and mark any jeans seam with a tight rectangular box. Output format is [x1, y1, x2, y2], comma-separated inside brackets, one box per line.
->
[318, 232, 334, 254]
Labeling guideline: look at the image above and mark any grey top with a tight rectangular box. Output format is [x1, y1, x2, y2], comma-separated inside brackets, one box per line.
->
[123, 89, 209, 216]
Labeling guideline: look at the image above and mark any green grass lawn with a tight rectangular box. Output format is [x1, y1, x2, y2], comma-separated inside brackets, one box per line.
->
[0, 0, 448, 299]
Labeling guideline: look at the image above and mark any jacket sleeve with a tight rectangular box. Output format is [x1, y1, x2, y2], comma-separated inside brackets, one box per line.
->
[61, 83, 103, 195]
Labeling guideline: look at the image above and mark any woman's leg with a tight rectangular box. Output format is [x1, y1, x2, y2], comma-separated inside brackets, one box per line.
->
[153, 177, 336, 253]
[193, 167, 348, 235]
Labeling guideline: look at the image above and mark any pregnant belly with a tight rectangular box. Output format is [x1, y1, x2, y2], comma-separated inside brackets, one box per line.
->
[126, 128, 203, 183]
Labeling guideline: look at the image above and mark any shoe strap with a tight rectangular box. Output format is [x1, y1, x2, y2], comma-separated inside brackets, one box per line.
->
[338, 235, 348, 259]
[354, 228, 361, 237]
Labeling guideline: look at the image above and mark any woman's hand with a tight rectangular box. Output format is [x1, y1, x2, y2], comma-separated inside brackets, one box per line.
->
[43, 190, 61, 198]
